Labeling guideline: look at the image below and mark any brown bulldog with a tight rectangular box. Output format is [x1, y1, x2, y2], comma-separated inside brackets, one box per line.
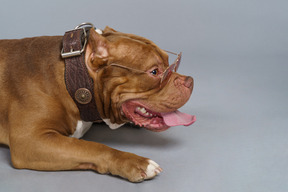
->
[0, 23, 195, 182]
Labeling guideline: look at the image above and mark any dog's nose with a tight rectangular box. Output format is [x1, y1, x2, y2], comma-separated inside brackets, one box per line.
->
[174, 75, 194, 90]
[184, 76, 194, 89]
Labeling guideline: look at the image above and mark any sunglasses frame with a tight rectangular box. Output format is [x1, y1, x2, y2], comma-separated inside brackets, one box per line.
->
[108, 51, 182, 88]
[160, 51, 182, 86]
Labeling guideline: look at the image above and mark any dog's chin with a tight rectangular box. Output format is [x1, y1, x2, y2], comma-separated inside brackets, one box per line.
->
[121, 100, 170, 132]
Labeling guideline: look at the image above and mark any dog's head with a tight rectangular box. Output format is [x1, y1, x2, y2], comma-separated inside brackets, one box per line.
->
[85, 27, 195, 132]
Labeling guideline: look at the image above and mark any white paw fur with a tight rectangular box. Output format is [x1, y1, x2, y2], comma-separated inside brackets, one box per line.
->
[145, 160, 162, 180]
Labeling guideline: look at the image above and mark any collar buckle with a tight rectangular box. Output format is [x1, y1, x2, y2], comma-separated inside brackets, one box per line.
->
[61, 27, 87, 58]
[61, 22, 95, 59]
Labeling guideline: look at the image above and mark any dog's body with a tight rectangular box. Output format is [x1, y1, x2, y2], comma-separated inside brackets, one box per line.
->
[0, 25, 195, 182]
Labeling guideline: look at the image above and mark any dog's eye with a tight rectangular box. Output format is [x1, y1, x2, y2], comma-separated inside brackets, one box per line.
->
[150, 69, 159, 76]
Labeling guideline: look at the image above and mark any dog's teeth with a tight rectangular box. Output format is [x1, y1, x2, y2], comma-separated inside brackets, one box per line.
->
[136, 106, 154, 118]
[140, 107, 146, 114]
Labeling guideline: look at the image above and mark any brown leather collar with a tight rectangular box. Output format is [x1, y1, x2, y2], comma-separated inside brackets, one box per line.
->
[61, 24, 101, 122]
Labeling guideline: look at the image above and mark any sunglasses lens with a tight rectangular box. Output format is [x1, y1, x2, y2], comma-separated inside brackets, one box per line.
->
[160, 64, 175, 85]
[160, 51, 182, 88]
[174, 52, 182, 72]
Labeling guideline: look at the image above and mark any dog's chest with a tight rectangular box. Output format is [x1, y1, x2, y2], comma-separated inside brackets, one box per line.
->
[70, 121, 93, 138]
[70, 119, 124, 138]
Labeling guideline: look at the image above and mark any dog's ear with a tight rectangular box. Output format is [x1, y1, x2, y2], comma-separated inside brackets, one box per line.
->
[86, 28, 109, 72]
[103, 26, 117, 33]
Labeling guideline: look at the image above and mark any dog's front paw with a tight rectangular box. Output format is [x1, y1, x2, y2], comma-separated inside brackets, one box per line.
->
[111, 152, 162, 182]
[143, 160, 162, 181]
[130, 159, 162, 182]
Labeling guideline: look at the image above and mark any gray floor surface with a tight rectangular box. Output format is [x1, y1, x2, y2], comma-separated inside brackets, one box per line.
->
[1, 0, 288, 192]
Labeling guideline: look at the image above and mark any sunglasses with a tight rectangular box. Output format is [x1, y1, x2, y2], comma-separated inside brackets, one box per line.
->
[109, 51, 182, 88]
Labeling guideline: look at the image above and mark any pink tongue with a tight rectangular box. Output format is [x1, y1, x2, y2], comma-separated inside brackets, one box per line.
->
[161, 110, 196, 127]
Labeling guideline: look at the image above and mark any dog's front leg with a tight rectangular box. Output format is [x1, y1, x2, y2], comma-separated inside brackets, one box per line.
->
[9, 126, 161, 182]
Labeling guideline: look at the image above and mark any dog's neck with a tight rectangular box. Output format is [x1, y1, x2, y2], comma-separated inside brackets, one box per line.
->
[62, 27, 102, 122]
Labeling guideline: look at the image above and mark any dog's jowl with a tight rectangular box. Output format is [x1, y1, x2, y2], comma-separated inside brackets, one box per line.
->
[0, 23, 195, 182]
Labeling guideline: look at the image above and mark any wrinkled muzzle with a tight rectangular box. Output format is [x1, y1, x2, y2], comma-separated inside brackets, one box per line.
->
[121, 73, 196, 132]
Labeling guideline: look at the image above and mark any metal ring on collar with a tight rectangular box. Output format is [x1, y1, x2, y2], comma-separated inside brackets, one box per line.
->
[75, 22, 95, 30]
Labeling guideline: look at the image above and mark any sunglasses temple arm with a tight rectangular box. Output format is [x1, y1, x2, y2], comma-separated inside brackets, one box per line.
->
[163, 50, 178, 55]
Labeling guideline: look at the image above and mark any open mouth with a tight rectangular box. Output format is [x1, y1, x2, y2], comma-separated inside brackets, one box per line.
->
[122, 100, 196, 132]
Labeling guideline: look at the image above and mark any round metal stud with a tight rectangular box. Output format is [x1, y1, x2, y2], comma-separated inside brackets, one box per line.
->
[75, 88, 92, 104]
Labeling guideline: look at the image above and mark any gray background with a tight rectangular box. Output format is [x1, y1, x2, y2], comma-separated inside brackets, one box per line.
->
[1, 0, 288, 192]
